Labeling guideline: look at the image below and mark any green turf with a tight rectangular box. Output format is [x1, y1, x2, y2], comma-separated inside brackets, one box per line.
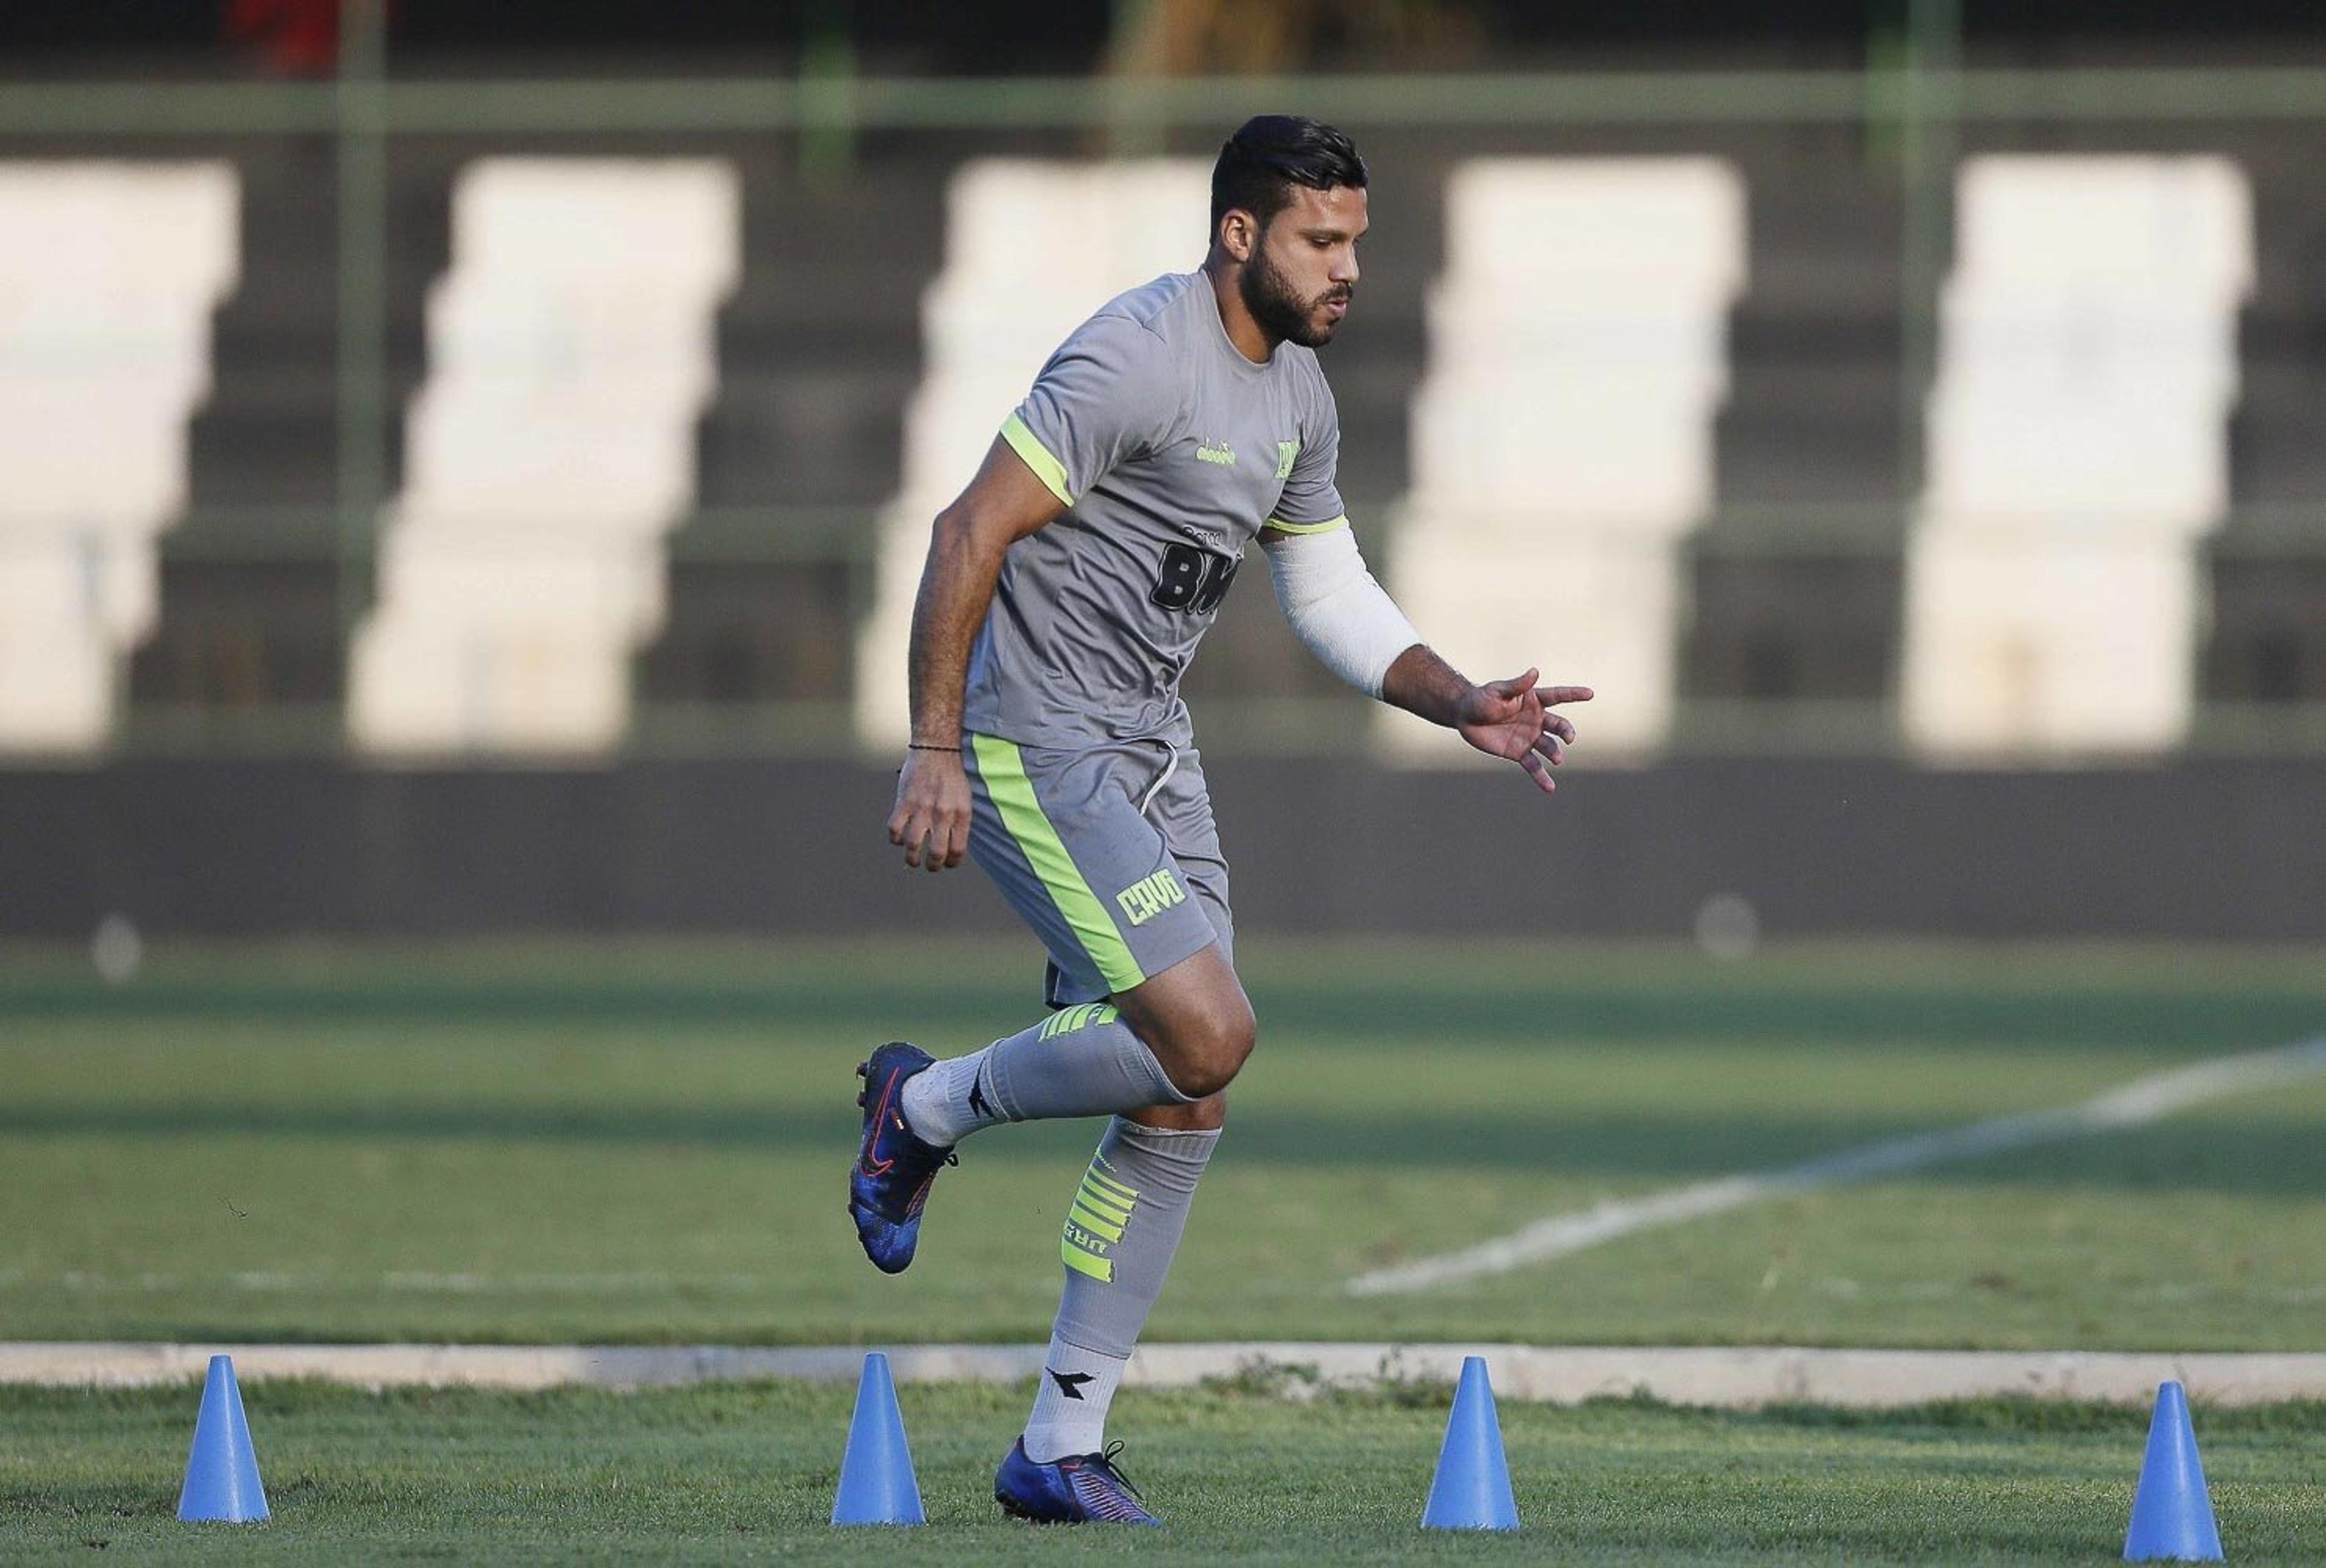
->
[1, 938, 2322, 1348]
[3, 1380, 2322, 1563]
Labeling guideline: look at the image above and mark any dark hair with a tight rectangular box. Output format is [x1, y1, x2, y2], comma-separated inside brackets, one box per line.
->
[1210, 115, 1367, 232]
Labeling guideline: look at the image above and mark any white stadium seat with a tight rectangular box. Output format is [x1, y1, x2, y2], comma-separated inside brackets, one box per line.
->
[1903, 156, 2251, 759]
[349, 158, 739, 755]
[0, 162, 239, 753]
[857, 159, 1210, 747]
[1391, 158, 1746, 757]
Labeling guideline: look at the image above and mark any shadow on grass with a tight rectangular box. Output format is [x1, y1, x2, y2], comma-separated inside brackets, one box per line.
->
[1, 978, 2320, 1053]
[2, 1102, 2318, 1194]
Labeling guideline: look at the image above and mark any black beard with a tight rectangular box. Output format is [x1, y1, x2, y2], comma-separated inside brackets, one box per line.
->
[1239, 243, 1345, 349]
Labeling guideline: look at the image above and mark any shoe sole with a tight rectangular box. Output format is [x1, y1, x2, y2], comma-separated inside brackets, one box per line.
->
[996, 1490, 1082, 1524]
[994, 1481, 1156, 1526]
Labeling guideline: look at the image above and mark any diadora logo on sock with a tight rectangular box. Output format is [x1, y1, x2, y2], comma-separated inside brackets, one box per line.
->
[1046, 1369, 1095, 1400]
[1115, 868, 1187, 927]
[1195, 437, 1235, 466]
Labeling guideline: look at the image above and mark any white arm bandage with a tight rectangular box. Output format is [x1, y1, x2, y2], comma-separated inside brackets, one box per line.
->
[1262, 524, 1422, 698]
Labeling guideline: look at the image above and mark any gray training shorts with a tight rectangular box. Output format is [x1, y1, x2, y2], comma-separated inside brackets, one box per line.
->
[961, 732, 1234, 1009]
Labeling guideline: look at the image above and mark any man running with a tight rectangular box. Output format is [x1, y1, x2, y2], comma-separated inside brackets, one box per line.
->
[855, 114, 1591, 1526]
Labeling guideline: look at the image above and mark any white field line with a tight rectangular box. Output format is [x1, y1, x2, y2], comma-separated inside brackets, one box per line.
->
[1346, 1034, 2326, 1298]
[5, 1341, 2326, 1408]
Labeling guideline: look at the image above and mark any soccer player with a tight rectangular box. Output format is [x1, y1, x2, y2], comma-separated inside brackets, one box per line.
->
[854, 114, 1590, 1526]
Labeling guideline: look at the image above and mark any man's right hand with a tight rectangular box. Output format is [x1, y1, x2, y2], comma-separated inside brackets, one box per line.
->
[888, 433, 1066, 875]
[888, 747, 973, 872]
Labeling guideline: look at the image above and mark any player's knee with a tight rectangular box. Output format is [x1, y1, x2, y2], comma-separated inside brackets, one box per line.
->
[1159, 997, 1255, 1100]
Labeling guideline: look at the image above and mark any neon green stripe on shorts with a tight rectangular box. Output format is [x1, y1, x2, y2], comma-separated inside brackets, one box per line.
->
[969, 733, 1146, 993]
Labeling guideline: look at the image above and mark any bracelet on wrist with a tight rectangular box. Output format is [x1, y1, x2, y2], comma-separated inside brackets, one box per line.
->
[907, 743, 962, 753]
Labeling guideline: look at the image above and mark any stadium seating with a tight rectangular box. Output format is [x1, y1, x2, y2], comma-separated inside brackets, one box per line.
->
[1390, 157, 1747, 756]
[9, 127, 2314, 760]
[125, 134, 393, 718]
[640, 154, 941, 716]
[1676, 136, 1907, 729]
[855, 158, 1211, 747]
[1903, 156, 2252, 758]
[348, 157, 739, 754]
[0, 162, 239, 753]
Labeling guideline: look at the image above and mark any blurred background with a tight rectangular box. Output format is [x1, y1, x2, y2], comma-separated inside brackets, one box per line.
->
[3, 1, 2324, 1395]
[2, 0, 2324, 942]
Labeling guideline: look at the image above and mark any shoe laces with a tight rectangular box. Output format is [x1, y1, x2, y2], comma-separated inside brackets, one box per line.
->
[1087, 1440, 1145, 1503]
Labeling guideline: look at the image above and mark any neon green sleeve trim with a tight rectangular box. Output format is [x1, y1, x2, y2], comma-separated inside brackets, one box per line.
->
[1263, 513, 1350, 535]
[970, 733, 1145, 992]
[1000, 414, 1073, 506]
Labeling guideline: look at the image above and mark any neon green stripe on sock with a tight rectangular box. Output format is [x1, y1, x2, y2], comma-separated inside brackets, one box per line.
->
[1040, 1002, 1125, 1041]
[1068, 1200, 1126, 1242]
[1062, 1237, 1114, 1282]
[1072, 1183, 1133, 1228]
[970, 735, 1144, 993]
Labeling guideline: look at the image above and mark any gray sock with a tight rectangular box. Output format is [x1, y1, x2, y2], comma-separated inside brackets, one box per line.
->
[978, 1004, 1192, 1125]
[901, 1007, 1191, 1147]
[897, 1045, 992, 1148]
[1024, 1117, 1219, 1460]
[900, 1006, 1190, 1146]
[1021, 1334, 1125, 1464]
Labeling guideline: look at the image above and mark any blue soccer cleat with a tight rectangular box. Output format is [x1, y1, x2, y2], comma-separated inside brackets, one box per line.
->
[994, 1438, 1161, 1526]
[849, 1041, 956, 1274]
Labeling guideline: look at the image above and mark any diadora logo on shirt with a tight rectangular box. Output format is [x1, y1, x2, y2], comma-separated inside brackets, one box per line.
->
[1115, 868, 1188, 927]
[1195, 437, 1235, 466]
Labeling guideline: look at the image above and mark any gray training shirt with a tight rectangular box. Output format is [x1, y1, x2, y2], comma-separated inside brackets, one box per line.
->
[961, 271, 1348, 750]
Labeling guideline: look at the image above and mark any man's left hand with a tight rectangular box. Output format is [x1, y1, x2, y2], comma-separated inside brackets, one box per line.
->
[1456, 669, 1594, 793]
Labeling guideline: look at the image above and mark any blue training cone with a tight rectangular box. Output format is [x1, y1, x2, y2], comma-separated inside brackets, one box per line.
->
[830, 1352, 924, 1526]
[1422, 1355, 1520, 1530]
[177, 1354, 269, 1523]
[2123, 1380, 2222, 1561]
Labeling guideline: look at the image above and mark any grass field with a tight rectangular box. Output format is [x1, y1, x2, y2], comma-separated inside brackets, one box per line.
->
[7, 937, 2325, 1561]
[2, 936, 2322, 1350]
[6, 1380, 2325, 1563]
